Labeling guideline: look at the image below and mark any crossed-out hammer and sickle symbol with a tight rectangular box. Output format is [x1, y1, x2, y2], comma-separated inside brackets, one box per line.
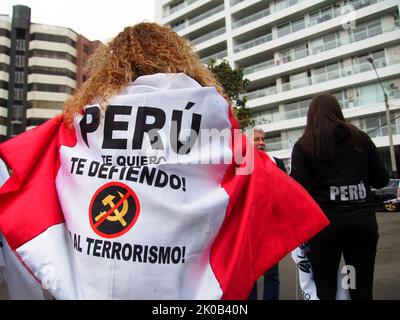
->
[95, 191, 128, 226]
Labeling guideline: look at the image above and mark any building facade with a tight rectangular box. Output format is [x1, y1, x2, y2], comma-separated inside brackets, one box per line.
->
[0, 5, 100, 141]
[156, 0, 400, 173]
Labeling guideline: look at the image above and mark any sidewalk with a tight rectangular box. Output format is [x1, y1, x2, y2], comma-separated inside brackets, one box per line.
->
[279, 212, 400, 300]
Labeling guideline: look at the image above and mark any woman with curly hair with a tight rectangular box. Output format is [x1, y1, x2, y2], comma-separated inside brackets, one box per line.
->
[0, 23, 328, 299]
[63, 22, 224, 125]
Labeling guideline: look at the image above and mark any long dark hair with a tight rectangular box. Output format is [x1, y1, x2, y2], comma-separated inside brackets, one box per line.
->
[298, 94, 363, 161]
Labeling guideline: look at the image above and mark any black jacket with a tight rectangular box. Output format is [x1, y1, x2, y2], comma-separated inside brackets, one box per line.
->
[290, 126, 389, 217]
[273, 157, 286, 173]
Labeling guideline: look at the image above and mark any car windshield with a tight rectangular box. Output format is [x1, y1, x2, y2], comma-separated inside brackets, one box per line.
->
[387, 180, 400, 188]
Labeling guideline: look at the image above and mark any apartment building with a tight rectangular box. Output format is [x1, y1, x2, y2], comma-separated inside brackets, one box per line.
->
[156, 0, 400, 173]
[0, 5, 100, 141]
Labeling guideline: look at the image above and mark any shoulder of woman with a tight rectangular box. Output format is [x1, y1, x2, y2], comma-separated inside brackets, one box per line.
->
[292, 140, 305, 153]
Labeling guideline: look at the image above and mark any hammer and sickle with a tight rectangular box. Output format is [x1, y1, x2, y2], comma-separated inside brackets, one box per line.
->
[95, 191, 129, 226]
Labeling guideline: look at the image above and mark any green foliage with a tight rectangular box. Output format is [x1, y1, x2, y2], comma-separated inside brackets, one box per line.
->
[207, 58, 254, 129]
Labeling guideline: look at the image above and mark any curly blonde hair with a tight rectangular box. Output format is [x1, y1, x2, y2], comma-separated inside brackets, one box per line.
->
[63, 22, 225, 125]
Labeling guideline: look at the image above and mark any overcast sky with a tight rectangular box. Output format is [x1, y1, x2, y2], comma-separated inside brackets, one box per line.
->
[0, 0, 156, 42]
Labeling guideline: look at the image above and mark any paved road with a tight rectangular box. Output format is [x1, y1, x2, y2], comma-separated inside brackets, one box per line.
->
[1, 212, 399, 300]
[278, 212, 400, 300]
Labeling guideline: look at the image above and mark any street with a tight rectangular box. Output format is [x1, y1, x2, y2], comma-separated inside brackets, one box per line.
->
[1, 212, 399, 300]
[278, 212, 400, 300]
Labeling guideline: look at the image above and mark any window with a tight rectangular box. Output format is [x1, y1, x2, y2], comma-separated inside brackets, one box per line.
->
[0, 29, 11, 38]
[28, 83, 74, 95]
[290, 71, 309, 89]
[358, 83, 382, 105]
[16, 39, 26, 51]
[323, 33, 338, 50]
[30, 33, 76, 48]
[387, 45, 400, 65]
[278, 17, 305, 37]
[355, 49, 385, 73]
[13, 87, 24, 100]
[12, 105, 23, 119]
[327, 62, 341, 80]
[311, 37, 324, 54]
[367, 19, 382, 37]
[360, 113, 395, 138]
[279, 48, 292, 63]
[313, 65, 327, 83]
[371, 50, 386, 68]
[294, 43, 307, 59]
[15, 55, 25, 67]
[291, 17, 305, 32]
[28, 100, 64, 110]
[283, 99, 311, 120]
[30, 49, 77, 64]
[309, 4, 336, 26]
[171, 20, 185, 29]
[331, 91, 345, 107]
[29, 66, 76, 80]
[277, 22, 291, 37]
[283, 101, 300, 119]
[15, 71, 25, 83]
[352, 22, 368, 41]
[286, 128, 303, 144]
[265, 133, 282, 152]
[252, 108, 279, 125]
[170, 0, 184, 10]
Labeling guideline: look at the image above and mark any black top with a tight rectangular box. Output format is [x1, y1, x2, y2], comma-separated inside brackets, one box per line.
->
[273, 157, 286, 173]
[290, 126, 389, 219]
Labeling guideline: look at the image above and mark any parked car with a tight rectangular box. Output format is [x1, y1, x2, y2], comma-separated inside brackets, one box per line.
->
[372, 179, 400, 212]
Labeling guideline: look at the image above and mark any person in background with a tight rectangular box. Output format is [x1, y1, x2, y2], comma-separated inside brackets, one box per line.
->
[290, 94, 389, 300]
[248, 128, 286, 300]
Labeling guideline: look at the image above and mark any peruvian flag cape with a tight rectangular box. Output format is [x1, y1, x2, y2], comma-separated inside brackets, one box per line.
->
[0, 73, 329, 299]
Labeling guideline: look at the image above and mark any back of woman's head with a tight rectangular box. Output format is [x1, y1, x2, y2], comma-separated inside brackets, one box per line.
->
[299, 94, 363, 161]
[63, 22, 224, 124]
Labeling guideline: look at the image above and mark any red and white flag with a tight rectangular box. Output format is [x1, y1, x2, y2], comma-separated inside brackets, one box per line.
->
[0, 73, 329, 299]
[0, 159, 45, 299]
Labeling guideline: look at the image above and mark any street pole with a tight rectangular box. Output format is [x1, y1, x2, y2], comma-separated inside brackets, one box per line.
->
[368, 57, 398, 177]
[384, 92, 398, 177]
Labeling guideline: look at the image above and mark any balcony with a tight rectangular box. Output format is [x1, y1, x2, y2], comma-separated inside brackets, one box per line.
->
[163, 0, 199, 18]
[251, 88, 400, 128]
[243, 59, 275, 75]
[308, 0, 384, 28]
[275, 0, 306, 12]
[230, 0, 245, 6]
[188, 4, 224, 27]
[191, 26, 226, 45]
[234, 33, 272, 53]
[308, 6, 342, 27]
[244, 55, 396, 102]
[171, 3, 224, 32]
[246, 86, 278, 100]
[342, 88, 400, 109]
[265, 140, 292, 152]
[234, 0, 389, 60]
[241, 21, 398, 76]
[232, 8, 271, 29]
[200, 50, 227, 64]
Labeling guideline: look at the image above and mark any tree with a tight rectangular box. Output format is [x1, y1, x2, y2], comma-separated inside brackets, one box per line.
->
[207, 58, 254, 129]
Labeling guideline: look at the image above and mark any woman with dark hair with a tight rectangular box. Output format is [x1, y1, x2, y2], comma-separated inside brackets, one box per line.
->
[290, 94, 389, 300]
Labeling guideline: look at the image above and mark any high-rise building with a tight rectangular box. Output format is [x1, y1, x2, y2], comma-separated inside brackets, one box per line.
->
[156, 0, 400, 172]
[0, 5, 100, 141]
